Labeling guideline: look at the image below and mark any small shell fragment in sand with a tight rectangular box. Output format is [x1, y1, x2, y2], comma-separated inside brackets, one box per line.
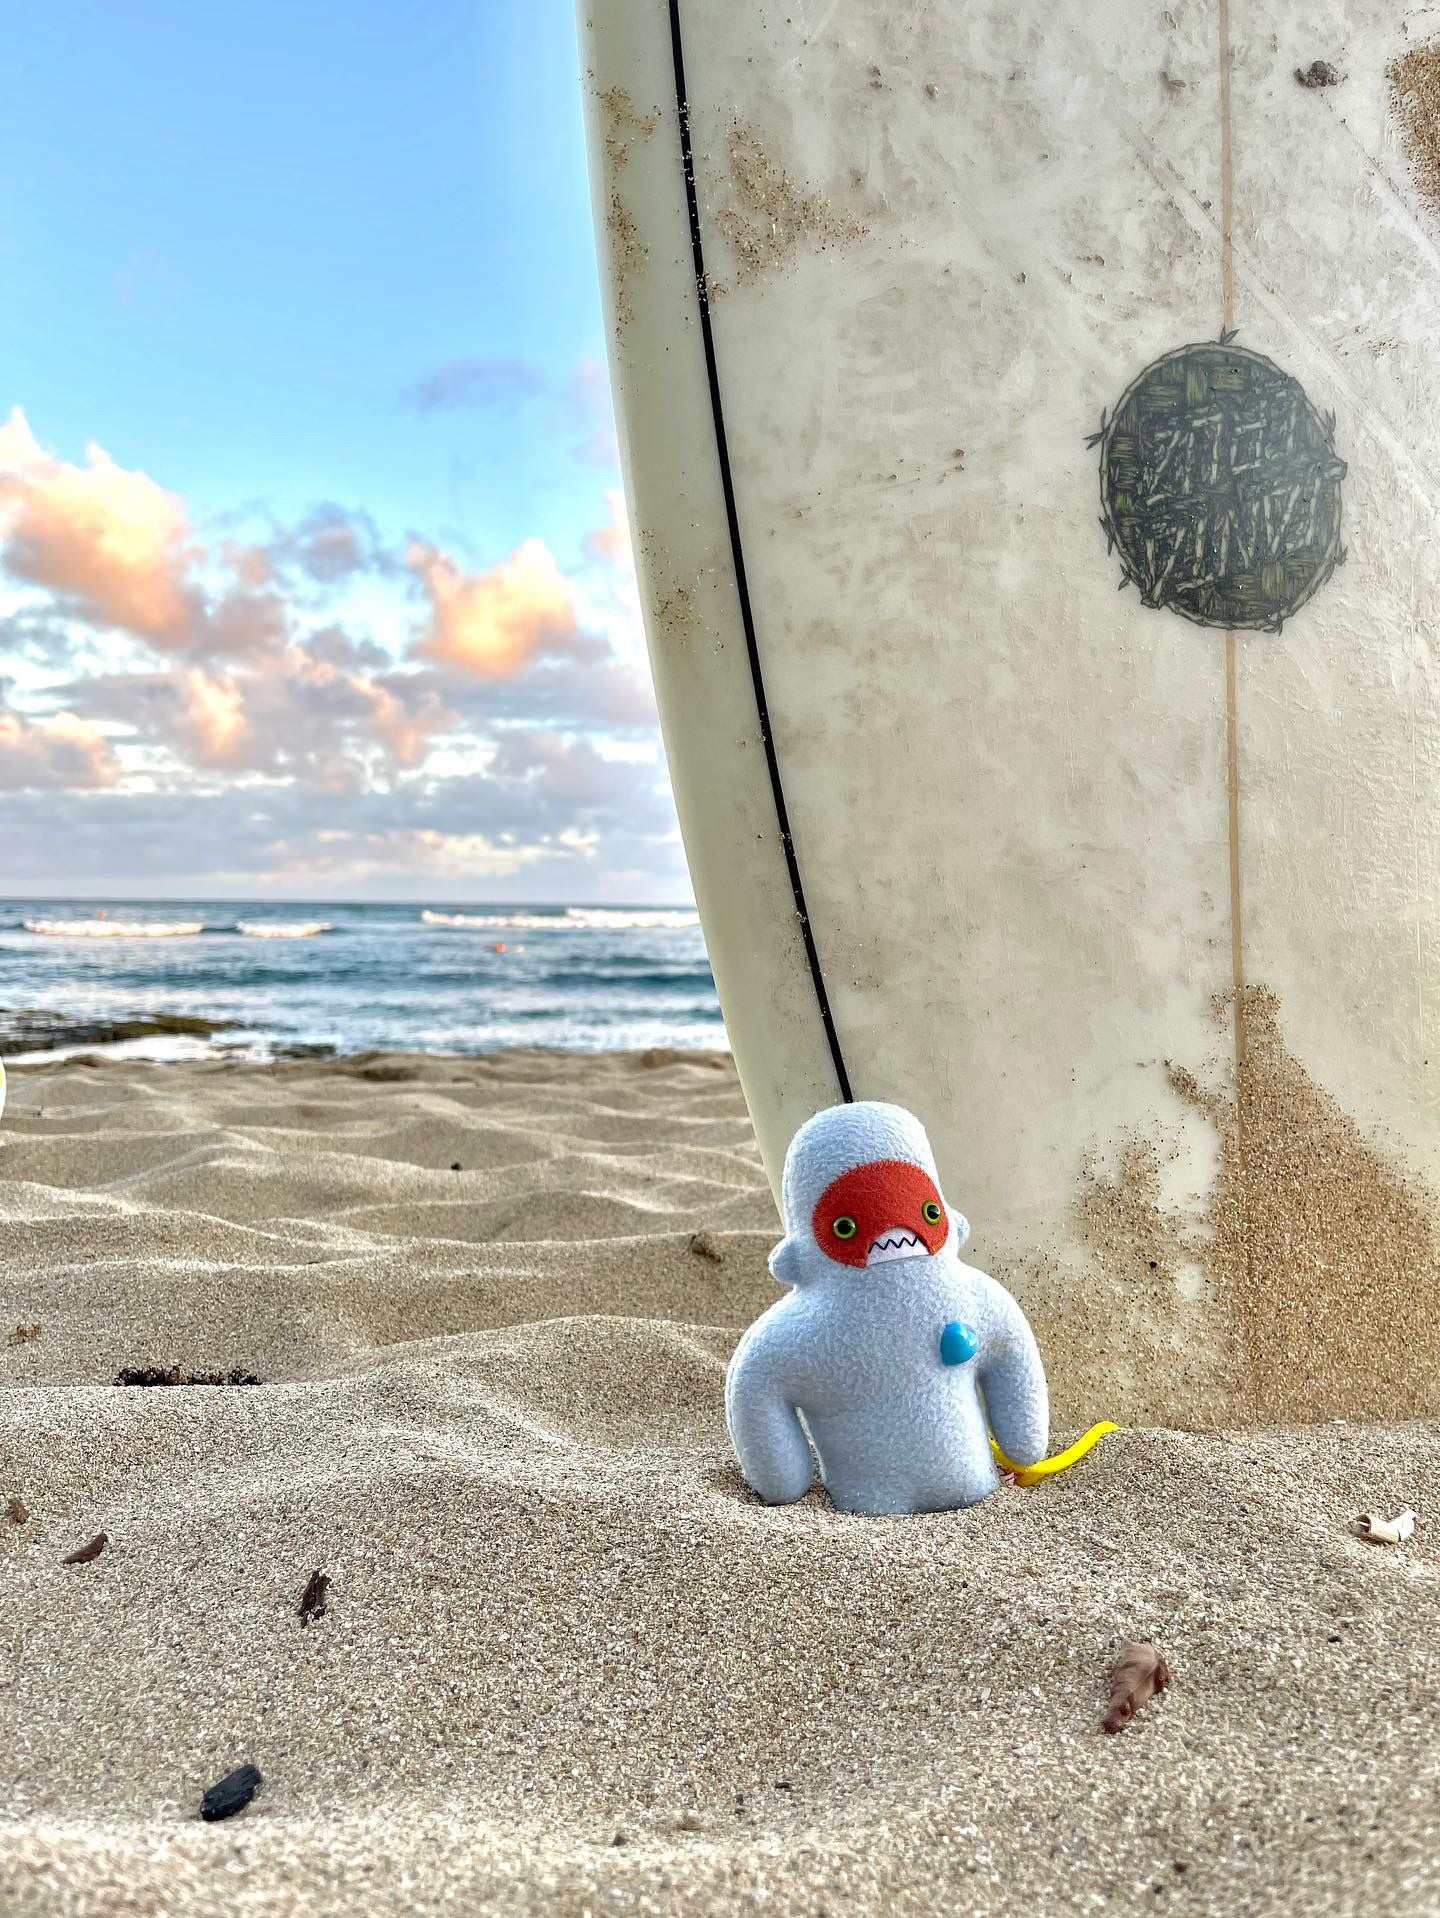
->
[5, 1495, 28, 1525]
[7, 1323, 41, 1345]
[298, 1568, 330, 1625]
[199, 1763, 263, 1822]
[1102, 1641, 1170, 1733]
[1355, 1509, 1416, 1545]
[62, 1533, 107, 1566]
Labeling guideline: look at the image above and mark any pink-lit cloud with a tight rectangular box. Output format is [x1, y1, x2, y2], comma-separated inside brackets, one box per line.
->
[583, 488, 632, 569]
[68, 643, 455, 787]
[0, 405, 679, 892]
[0, 408, 201, 642]
[0, 695, 119, 792]
[408, 536, 588, 678]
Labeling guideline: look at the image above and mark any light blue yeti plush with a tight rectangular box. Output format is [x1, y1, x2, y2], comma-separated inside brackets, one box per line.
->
[726, 1101, 1048, 1515]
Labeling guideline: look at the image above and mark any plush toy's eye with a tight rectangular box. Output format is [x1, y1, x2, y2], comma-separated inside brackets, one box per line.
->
[832, 1216, 857, 1240]
[922, 1201, 943, 1226]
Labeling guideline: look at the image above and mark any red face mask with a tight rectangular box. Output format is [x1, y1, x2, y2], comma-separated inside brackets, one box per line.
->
[810, 1159, 949, 1268]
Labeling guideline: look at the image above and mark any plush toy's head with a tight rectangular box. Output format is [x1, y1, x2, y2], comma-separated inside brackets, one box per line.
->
[769, 1101, 969, 1288]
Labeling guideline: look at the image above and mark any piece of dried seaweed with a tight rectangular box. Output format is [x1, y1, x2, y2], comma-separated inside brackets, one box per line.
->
[114, 1367, 263, 1387]
[62, 1533, 107, 1566]
[1102, 1641, 1171, 1733]
[298, 1568, 330, 1626]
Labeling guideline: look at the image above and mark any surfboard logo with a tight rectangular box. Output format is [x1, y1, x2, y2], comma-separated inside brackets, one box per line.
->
[1091, 334, 1346, 634]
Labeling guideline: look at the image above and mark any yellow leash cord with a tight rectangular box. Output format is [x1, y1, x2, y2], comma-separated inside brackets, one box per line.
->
[991, 1420, 1119, 1486]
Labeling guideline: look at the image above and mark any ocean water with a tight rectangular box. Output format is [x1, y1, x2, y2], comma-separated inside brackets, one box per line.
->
[0, 900, 723, 1061]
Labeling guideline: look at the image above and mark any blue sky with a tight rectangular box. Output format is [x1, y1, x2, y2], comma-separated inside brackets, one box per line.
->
[0, 1, 685, 901]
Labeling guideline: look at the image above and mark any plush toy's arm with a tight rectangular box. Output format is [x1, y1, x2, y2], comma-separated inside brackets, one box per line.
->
[725, 1321, 814, 1505]
[976, 1277, 1049, 1468]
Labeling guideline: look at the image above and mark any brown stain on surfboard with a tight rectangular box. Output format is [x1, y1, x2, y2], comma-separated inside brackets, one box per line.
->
[713, 123, 866, 290]
[1030, 1134, 1232, 1432]
[1177, 987, 1440, 1426]
[636, 527, 700, 654]
[597, 86, 658, 172]
[1388, 39, 1440, 213]
[655, 582, 697, 649]
[1014, 990, 1440, 1430]
[595, 86, 657, 335]
[606, 194, 645, 334]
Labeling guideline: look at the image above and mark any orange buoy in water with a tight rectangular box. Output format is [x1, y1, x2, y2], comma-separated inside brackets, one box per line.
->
[491, 942, 506, 953]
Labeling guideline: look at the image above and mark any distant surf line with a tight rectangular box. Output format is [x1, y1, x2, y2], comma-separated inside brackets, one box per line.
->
[420, 907, 700, 932]
[24, 918, 333, 940]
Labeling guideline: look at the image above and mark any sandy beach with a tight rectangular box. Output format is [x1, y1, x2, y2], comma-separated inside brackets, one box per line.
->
[4, 1050, 1440, 1917]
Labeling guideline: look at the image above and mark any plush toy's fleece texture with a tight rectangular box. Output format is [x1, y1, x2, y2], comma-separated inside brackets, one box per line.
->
[726, 1101, 1048, 1515]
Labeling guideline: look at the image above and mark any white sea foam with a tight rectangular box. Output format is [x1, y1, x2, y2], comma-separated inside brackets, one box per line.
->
[7, 1033, 221, 1066]
[23, 918, 206, 939]
[235, 921, 332, 939]
[421, 907, 699, 932]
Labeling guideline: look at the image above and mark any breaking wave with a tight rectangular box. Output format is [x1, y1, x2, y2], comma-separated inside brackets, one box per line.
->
[23, 918, 206, 940]
[421, 907, 699, 932]
[235, 921, 332, 939]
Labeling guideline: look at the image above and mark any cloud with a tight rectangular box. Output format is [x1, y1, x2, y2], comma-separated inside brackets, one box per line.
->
[224, 543, 273, 590]
[400, 357, 545, 414]
[399, 354, 622, 471]
[0, 759, 693, 901]
[0, 419, 404, 665]
[196, 582, 291, 661]
[173, 667, 251, 768]
[260, 503, 398, 586]
[0, 692, 118, 792]
[568, 358, 620, 468]
[408, 536, 593, 679]
[486, 729, 670, 824]
[238, 741, 680, 888]
[0, 407, 201, 641]
[63, 641, 455, 787]
[412, 650, 657, 733]
[254, 825, 569, 885]
[583, 488, 632, 569]
[0, 409, 681, 893]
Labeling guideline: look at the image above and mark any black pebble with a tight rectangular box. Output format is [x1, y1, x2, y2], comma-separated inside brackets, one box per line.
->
[200, 1764, 262, 1822]
[450, 1162, 462, 1172]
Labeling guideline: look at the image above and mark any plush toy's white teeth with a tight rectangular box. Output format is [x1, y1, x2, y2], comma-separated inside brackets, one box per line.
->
[866, 1230, 924, 1267]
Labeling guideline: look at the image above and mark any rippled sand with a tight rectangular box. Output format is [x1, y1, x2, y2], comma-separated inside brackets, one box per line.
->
[3, 1052, 1439, 1916]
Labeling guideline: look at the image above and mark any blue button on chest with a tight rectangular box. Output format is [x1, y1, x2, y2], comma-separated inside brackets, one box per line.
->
[939, 1320, 978, 1367]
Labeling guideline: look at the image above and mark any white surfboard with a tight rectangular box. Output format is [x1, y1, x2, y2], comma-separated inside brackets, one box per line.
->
[581, 3, 1440, 1427]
